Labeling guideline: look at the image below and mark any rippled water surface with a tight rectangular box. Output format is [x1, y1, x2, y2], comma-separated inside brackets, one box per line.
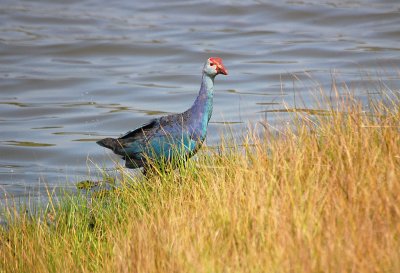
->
[1, 0, 399, 197]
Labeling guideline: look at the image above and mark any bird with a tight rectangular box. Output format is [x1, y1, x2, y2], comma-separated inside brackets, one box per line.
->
[97, 57, 228, 174]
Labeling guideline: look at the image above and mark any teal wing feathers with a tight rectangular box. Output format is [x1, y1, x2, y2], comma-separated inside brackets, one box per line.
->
[110, 113, 202, 168]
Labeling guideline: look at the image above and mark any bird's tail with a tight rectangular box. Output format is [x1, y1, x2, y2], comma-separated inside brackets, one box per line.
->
[96, 138, 121, 152]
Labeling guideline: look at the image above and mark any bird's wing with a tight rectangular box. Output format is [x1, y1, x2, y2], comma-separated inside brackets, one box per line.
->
[119, 118, 159, 141]
[112, 118, 161, 158]
[115, 113, 198, 161]
[116, 116, 177, 154]
[120, 113, 189, 141]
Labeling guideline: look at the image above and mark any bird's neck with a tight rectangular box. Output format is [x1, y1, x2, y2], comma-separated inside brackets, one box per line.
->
[190, 73, 215, 137]
[196, 73, 214, 107]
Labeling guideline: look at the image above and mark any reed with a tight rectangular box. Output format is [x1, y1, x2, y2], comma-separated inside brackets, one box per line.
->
[1, 87, 399, 273]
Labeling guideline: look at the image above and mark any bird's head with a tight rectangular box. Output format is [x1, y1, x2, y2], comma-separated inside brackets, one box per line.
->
[203, 57, 228, 77]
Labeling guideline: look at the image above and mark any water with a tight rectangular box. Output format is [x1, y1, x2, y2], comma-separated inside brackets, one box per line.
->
[1, 0, 399, 198]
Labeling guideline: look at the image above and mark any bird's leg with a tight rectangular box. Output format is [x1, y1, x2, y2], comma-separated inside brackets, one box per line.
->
[141, 164, 161, 179]
[142, 167, 148, 177]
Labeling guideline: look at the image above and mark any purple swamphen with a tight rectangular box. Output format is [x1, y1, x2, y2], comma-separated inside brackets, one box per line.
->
[97, 57, 228, 174]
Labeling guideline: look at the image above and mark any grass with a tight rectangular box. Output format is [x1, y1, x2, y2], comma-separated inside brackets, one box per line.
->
[1, 87, 399, 273]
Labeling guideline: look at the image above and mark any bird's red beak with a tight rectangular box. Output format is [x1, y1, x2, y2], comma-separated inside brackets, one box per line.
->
[210, 57, 228, 75]
[217, 64, 228, 75]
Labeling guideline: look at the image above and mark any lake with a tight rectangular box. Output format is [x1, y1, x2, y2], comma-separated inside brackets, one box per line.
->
[0, 0, 399, 199]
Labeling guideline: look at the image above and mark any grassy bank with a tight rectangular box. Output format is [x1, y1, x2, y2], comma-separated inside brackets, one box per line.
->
[1, 91, 399, 273]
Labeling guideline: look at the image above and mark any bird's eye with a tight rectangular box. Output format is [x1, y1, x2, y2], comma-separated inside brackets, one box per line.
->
[210, 63, 214, 66]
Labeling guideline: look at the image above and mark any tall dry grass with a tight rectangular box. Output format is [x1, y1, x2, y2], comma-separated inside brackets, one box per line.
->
[1, 89, 399, 273]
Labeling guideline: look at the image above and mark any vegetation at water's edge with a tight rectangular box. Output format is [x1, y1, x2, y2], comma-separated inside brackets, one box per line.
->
[1, 89, 399, 273]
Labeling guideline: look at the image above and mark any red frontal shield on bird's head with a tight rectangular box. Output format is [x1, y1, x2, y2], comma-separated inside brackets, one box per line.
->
[210, 57, 228, 75]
